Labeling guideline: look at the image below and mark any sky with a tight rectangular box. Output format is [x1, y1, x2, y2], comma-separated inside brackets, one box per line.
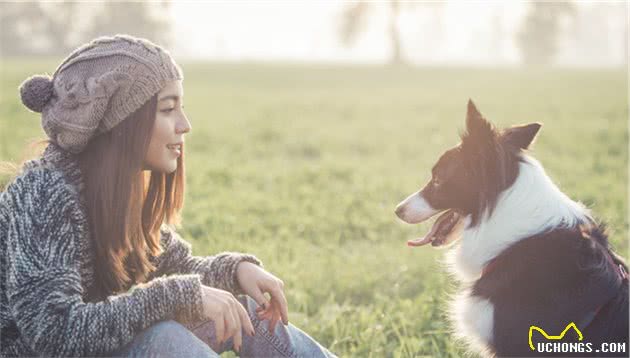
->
[170, 1, 627, 67]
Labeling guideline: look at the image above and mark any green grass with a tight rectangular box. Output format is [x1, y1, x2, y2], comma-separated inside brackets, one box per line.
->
[1, 60, 627, 357]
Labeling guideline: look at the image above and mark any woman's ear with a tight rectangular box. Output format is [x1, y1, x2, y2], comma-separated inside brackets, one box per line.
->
[501, 123, 542, 149]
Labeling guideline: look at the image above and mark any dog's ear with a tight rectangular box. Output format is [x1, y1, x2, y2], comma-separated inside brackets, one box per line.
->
[463, 99, 495, 144]
[501, 123, 542, 149]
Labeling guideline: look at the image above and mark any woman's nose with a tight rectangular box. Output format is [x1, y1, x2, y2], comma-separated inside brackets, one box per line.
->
[176, 115, 192, 134]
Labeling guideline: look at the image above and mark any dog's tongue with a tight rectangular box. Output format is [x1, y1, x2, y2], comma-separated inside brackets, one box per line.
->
[407, 210, 460, 247]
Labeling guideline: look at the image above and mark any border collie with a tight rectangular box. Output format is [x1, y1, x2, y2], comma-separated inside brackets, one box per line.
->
[395, 100, 628, 357]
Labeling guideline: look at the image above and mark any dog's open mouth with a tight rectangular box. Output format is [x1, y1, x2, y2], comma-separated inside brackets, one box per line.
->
[407, 210, 464, 247]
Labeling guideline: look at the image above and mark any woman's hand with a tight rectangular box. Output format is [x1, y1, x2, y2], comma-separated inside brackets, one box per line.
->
[200, 286, 254, 352]
[236, 262, 289, 332]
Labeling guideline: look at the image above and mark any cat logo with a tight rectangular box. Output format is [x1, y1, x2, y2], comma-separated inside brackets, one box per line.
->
[528, 322, 584, 351]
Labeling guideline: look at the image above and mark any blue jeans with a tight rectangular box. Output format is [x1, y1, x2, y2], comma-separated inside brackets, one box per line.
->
[109, 296, 336, 357]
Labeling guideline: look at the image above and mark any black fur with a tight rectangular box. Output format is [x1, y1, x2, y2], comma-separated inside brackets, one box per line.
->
[472, 225, 629, 357]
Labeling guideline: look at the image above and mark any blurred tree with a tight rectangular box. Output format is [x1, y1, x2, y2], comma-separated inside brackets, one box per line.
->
[338, 1, 444, 66]
[388, 0, 402, 65]
[1, 2, 59, 56]
[41, 2, 80, 55]
[83, 2, 173, 47]
[0, 2, 33, 56]
[339, 1, 404, 64]
[339, 2, 385, 58]
[517, 1, 577, 65]
[0, 1, 173, 57]
[1, 2, 83, 56]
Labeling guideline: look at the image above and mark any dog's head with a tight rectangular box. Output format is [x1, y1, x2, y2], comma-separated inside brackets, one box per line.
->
[395, 99, 542, 247]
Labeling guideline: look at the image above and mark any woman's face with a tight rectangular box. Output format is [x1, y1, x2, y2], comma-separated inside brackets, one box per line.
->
[144, 80, 191, 173]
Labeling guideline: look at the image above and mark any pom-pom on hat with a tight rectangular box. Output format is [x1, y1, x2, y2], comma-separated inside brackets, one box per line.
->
[19, 75, 54, 113]
[18, 34, 183, 154]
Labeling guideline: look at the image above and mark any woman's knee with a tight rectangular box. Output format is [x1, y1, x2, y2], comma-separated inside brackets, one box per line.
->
[119, 320, 219, 357]
[149, 320, 186, 332]
[237, 295, 260, 316]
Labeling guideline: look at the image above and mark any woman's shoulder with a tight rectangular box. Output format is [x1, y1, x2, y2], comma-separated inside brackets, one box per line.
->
[1, 157, 80, 215]
[1, 158, 89, 259]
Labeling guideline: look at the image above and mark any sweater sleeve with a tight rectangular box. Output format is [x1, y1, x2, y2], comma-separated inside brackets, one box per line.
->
[150, 227, 262, 295]
[4, 169, 205, 357]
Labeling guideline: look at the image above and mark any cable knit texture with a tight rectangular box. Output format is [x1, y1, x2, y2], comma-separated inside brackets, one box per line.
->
[18, 34, 184, 154]
[0, 142, 262, 357]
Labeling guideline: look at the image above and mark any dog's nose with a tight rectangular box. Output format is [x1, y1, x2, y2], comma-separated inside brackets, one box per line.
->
[395, 205, 406, 219]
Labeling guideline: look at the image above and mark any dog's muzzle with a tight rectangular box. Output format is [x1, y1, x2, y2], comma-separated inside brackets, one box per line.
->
[395, 191, 439, 224]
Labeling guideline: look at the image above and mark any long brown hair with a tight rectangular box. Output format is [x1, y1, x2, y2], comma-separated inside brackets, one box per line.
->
[77, 94, 187, 301]
[0, 95, 185, 301]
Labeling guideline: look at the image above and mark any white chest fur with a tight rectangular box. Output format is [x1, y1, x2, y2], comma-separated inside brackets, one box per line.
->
[450, 289, 495, 354]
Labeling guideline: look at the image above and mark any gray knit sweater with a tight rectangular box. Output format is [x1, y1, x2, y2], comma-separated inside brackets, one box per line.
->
[0, 143, 262, 357]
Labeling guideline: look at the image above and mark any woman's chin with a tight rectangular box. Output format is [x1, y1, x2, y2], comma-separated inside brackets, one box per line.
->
[142, 160, 177, 174]
[162, 162, 178, 174]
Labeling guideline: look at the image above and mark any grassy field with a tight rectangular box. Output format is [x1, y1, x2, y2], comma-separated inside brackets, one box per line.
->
[1, 61, 627, 357]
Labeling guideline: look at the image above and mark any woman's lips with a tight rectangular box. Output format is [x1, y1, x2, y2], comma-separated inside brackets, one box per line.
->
[166, 143, 181, 156]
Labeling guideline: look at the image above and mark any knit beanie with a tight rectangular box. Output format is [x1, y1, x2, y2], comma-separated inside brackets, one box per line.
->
[18, 34, 183, 154]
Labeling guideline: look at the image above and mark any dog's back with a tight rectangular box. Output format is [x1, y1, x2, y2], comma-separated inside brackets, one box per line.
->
[583, 282, 628, 356]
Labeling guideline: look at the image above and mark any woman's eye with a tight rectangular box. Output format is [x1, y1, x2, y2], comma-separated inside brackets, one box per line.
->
[161, 105, 185, 113]
[432, 178, 441, 187]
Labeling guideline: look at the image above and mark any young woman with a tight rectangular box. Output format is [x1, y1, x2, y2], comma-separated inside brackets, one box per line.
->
[0, 35, 335, 357]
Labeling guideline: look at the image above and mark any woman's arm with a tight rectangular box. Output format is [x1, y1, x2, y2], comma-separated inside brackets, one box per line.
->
[5, 169, 206, 357]
[150, 227, 262, 295]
